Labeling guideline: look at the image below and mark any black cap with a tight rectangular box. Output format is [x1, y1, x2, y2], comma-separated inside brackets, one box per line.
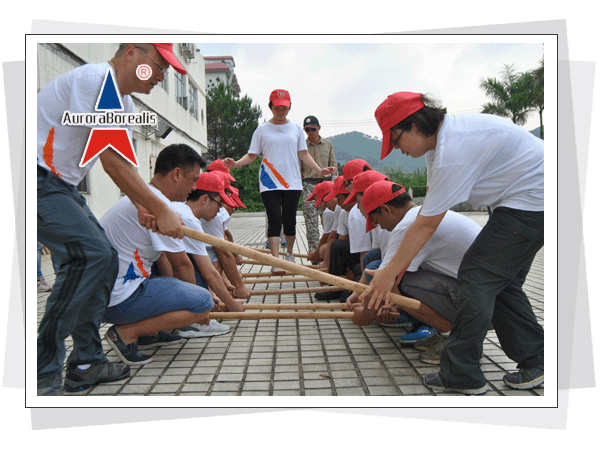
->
[303, 115, 320, 128]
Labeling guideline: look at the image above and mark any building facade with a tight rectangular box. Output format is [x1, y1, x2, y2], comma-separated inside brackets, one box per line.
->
[204, 55, 240, 97]
[37, 42, 208, 219]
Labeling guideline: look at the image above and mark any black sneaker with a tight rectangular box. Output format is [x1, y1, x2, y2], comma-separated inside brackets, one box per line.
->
[138, 331, 183, 349]
[314, 290, 344, 301]
[64, 361, 131, 392]
[503, 366, 544, 389]
[423, 372, 489, 395]
[104, 325, 153, 366]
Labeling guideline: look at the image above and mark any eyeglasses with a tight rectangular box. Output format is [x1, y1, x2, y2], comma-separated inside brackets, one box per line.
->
[304, 127, 317, 132]
[208, 196, 223, 208]
[391, 129, 405, 148]
[135, 46, 169, 75]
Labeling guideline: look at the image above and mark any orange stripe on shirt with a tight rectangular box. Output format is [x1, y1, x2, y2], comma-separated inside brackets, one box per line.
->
[42, 128, 62, 178]
[134, 249, 150, 278]
[262, 157, 289, 189]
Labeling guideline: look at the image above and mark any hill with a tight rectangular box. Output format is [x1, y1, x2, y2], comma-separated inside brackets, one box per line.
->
[325, 131, 426, 172]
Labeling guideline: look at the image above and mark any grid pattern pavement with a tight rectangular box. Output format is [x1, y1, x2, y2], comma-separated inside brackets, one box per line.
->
[36, 211, 544, 396]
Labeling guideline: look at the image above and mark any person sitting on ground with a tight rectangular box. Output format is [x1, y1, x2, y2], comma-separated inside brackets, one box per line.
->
[314, 176, 359, 301]
[223, 185, 246, 265]
[347, 180, 482, 364]
[99, 144, 215, 365]
[304, 180, 335, 263]
[199, 170, 250, 300]
[166, 171, 245, 338]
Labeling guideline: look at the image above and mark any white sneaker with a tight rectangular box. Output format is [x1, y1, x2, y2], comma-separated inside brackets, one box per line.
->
[284, 253, 295, 264]
[177, 320, 230, 338]
[37, 279, 52, 292]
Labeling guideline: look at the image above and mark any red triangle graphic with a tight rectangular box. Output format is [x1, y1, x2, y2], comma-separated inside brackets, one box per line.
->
[80, 129, 139, 167]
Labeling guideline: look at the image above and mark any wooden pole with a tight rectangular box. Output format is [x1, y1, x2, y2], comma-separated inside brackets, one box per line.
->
[240, 303, 347, 310]
[243, 276, 315, 284]
[252, 247, 310, 259]
[242, 268, 326, 278]
[239, 260, 317, 268]
[181, 226, 421, 311]
[249, 286, 341, 296]
[210, 311, 354, 320]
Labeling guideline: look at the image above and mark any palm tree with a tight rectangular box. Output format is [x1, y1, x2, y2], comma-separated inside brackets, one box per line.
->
[521, 57, 544, 139]
[479, 64, 533, 126]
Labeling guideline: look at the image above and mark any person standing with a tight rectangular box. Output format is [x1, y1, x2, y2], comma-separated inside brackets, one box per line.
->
[223, 89, 336, 273]
[37, 43, 188, 394]
[301, 115, 337, 254]
[362, 91, 544, 395]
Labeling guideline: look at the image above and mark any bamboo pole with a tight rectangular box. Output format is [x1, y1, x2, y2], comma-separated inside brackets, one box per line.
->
[181, 227, 421, 311]
[210, 311, 354, 320]
[239, 260, 318, 268]
[242, 268, 326, 278]
[249, 286, 342, 296]
[252, 247, 310, 259]
[243, 276, 315, 284]
[240, 303, 347, 310]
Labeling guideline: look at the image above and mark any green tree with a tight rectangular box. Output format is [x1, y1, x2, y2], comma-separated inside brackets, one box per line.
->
[381, 165, 428, 197]
[521, 57, 544, 139]
[479, 64, 533, 126]
[230, 158, 263, 212]
[206, 79, 262, 161]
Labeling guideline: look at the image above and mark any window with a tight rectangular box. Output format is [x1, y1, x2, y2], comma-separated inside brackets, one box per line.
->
[158, 73, 168, 92]
[77, 174, 89, 193]
[175, 72, 187, 109]
[189, 83, 198, 120]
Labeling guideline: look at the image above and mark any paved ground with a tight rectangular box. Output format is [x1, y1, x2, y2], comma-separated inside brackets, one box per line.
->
[37, 211, 544, 396]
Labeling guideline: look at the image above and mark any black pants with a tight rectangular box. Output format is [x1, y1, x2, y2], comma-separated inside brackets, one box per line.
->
[261, 189, 302, 238]
[329, 239, 361, 278]
[440, 207, 544, 389]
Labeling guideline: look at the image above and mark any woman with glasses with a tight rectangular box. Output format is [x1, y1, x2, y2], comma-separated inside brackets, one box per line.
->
[360, 91, 544, 395]
[224, 89, 336, 272]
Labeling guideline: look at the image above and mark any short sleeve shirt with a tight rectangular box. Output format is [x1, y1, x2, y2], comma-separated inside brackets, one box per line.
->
[169, 202, 208, 257]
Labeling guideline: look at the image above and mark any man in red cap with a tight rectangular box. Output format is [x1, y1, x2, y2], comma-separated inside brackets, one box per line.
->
[304, 180, 336, 263]
[349, 180, 482, 367]
[99, 144, 214, 367]
[366, 92, 544, 394]
[37, 44, 189, 394]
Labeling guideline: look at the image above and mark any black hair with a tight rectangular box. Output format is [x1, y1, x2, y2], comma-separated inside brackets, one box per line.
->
[154, 143, 206, 176]
[268, 101, 291, 110]
[371, 184, 413, 215]
[391, 94, 447, 137]
[187, 189, 218, 202]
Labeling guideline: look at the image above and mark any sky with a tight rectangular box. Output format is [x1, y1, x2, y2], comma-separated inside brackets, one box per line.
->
[196, 38, 545, 140]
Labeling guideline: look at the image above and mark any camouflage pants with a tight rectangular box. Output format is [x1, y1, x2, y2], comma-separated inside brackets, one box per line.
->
[302, 179, 324, 253]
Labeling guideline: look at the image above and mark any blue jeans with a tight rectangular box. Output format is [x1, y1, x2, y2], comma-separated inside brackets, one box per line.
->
[102, 276, 214, 325]
[37, 166, 118, 378]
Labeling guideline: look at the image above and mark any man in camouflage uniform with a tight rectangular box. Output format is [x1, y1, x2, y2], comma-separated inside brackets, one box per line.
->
[300, 115, 337, 253]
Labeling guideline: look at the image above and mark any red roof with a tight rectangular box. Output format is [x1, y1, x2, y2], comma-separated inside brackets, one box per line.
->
[205, 62, 230, 72]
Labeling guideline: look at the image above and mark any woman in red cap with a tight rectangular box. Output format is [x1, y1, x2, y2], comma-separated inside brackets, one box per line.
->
[361, 92, 545, 395]
[224, 89, 336, 272]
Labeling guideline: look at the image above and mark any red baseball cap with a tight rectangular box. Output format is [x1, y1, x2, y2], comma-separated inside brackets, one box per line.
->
[374, 92, 425, 160]
[208, 159, 236, 181]
[323, 176, 351, 202]
[229, 186, 247, 209]
[362, 180, 407, 232]
[269, 89, 291, 107]
[306, 180, 334, 208]
[195, 172, 237, 208]
[342, 159, 372, 180]
[343, 170, 390, 205]
[149, 43, 187, 75]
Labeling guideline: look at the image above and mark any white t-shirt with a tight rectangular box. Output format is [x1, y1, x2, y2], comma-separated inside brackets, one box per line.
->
[100, 186, 185, 307]
[381, 206, 482, 278]
[336, 209, 350, 237]
[371, 226, 391, 251]
[169, 202, 208, 257]
[330, 205, 343, 233]
[200, 207, 227, 253]
[322, 208, 336, 234]
[248, 121, 308, 192]
[348, 205, 372, 254]
[37, 62, 135, 187]
[422, 114, 544, 217]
